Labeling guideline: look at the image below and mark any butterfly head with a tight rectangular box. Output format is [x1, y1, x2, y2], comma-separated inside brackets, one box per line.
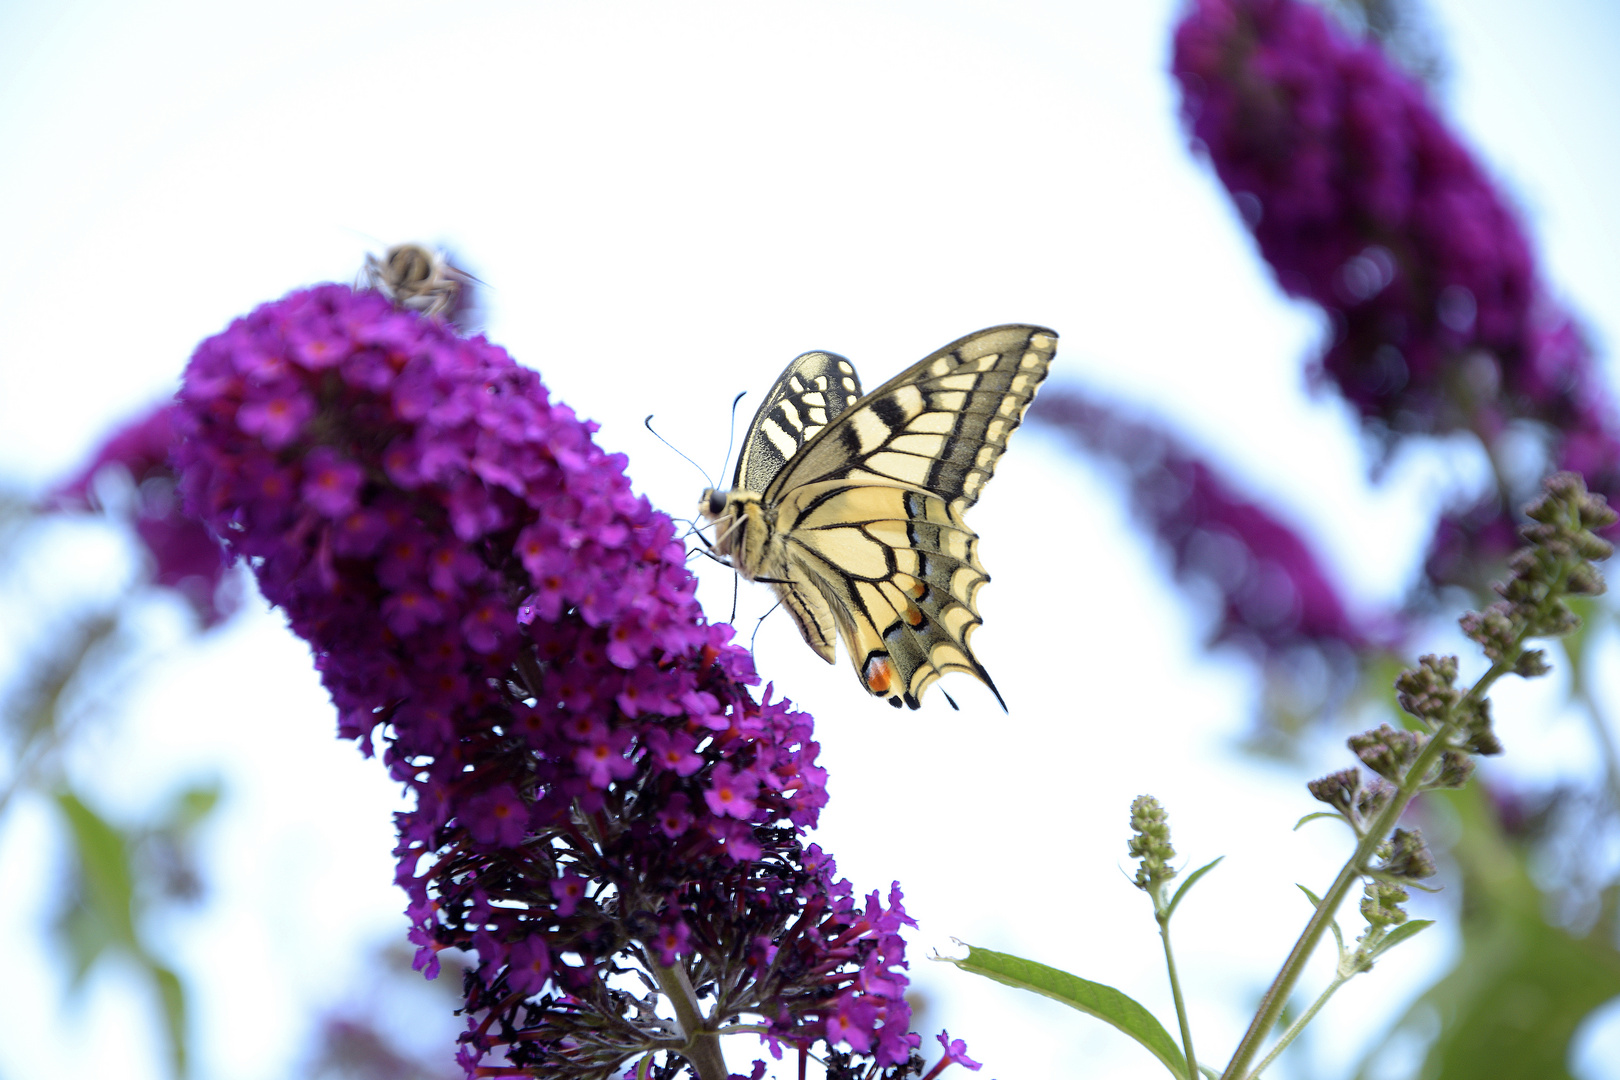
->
[699, 487, 769, 571]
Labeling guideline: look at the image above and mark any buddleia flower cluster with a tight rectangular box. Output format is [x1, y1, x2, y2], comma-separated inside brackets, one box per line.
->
[1308, 473, 1614, 939]
[169, 284, 936, 1080]
[1172, 0, 1620, 593]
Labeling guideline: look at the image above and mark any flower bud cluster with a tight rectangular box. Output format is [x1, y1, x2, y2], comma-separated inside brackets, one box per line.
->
[1127, 795, 1178, 893]
[1311, 475, 1613, 949]
[171, 285, 923, 1077]
[1373, 828, 1436, 883]
[1358, 880, 1410, 930]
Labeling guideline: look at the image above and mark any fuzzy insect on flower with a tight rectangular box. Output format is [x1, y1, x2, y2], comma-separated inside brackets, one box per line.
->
[169, 283, 978, 1079]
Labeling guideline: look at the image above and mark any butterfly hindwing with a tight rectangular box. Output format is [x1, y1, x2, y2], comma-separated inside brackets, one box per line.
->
[773, 481, 997, 709]
[733, 351, 863, 494]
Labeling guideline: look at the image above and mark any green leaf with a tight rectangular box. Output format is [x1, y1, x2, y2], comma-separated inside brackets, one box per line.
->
[169, 782, 223, 831]
[1297, 885, 1345, 954]
[1293, 811, 1346, 831]
[147, 962, 188, 1079]
[1365, 919, 1432, 962]
[54, 791, 139, 949]
[941, 944, 1189, 1078]
[1165, 857, 1223, 919]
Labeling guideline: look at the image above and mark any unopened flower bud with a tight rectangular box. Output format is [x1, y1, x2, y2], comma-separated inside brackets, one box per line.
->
[1360, 881, 1410, 928]
[1128, 795, 1177, 891]
[1376, 828, 1437, 880]
[1349, 725, 1425, 782]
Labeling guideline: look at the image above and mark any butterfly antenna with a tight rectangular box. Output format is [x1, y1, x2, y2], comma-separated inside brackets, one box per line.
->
[730, 567, 740, 626]
[751, 597, 784, 653]
[718, 391, 748, 484]
[644, 415, 716, 489]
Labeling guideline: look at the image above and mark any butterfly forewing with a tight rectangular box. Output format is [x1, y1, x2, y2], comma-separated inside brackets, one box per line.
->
[733, 351, 863, 493]
[764, 325, 1058, 512]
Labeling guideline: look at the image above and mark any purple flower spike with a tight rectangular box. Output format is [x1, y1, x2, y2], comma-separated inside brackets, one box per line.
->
[1174, 0, 1620, 581]
[1034, 388, 1384, 664]
[171, 285, 922, 1078]
[1173, 0, 1551, 432]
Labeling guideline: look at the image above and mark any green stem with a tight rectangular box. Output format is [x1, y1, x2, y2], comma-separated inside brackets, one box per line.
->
[1220, 662, 1507, 1080]
[1247, 972, 1352, 1079]
[1158, 910, 1199, 1079]
[650, 958, 728, 1080]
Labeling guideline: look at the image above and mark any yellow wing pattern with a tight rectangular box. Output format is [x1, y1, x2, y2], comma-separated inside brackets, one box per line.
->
[702, 324, 1058, 710]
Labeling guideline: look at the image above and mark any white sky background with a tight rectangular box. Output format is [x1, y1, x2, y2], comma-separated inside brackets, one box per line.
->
[0, 1, 1617, 1078]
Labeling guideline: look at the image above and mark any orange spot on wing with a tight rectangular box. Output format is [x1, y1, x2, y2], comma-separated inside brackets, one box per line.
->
[863, 655, 893, 694]
[904, 603, 923, 627]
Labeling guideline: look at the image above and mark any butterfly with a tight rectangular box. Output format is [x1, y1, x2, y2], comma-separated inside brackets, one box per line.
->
[699, 324, 1058, 709]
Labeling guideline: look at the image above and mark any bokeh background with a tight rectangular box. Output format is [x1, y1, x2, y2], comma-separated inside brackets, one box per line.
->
[1, 0, 1618, 1077]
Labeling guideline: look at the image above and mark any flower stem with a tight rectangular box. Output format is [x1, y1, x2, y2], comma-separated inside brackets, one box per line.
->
[1157, 911, 1199, 1079]
[651, 958, 728, 1080]
[1247, 972, 1351, 1079]
[1220, 663, 1505, 1080]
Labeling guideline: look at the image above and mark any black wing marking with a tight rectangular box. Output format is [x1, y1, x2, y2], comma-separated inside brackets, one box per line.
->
[763, 325, 1058, 513]
[732, 351, 863, 494]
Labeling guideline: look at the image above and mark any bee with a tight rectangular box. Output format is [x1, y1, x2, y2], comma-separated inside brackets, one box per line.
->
[361, 244, 473, 321]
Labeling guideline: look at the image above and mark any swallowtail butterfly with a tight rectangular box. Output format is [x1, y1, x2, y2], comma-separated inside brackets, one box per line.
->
[700, 325, 1058, 709]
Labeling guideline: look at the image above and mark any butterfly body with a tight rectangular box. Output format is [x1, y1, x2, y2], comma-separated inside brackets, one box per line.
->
[701, 325, 1058, 710]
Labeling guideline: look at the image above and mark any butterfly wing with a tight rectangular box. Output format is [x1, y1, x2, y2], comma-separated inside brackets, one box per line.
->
[732, 351, 863, 493]
[765, 324, 1058, 709]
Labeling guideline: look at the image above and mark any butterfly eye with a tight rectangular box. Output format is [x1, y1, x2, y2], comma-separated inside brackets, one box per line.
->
[705, 489, 727, 517]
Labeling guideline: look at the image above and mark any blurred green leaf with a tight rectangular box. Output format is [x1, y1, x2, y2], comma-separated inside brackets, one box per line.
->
[150, 962, 188, 1078]
[941, 944, 1189, 1077]
[52, 788, 194, 1078]
[54, 790, 139, 953]
[167, 781, 222, 831]
[1356, 785, 1620, 1079]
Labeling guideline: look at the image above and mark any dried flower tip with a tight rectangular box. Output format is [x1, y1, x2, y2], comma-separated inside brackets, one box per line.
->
[1394, 654, 1461, 724]
[1376, 828, 1437, 880]
[1307, 768, 1362, 813]
[1566, 563, 1605, 597]
[1356, 779, 1396, 820]
[1431, 749, 1476, 790]
[1459, 606, 1515, 663]
[1127, 795, 1177, 891]
[1453, 697, 1503, 757]
[1580, 497, 1619, 533]
[1360, 881, 1411, 929]
[1348, 724, 1426, 782]
[1513, 648, 1550, 679]
[1575, 531, 1615, 563]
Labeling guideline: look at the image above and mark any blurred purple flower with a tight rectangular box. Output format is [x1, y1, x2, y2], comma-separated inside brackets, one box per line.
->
[170, 285, 929, 1079]
[50, 403, 235, 626]
[1172, 0, 1620, 579]
[1033, 388, 1387, 663]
